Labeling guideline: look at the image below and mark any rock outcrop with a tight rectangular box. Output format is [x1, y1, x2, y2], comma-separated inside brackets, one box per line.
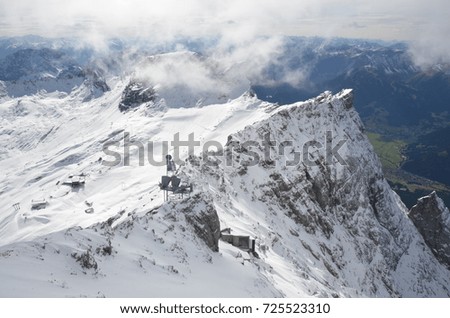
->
[161, 193, 221, 252]
[119, 80, 156, 111]
[409, 192, 450, 269]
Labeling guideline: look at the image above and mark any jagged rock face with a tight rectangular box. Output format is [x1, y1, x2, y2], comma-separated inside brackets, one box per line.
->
[119, 81, 156, 111]
[409, 192, 450, 269]
[161, 193, 221, 252]
[184, 89, 450, 297]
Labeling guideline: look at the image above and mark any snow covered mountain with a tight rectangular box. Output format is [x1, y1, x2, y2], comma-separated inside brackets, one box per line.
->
[0, 47, 109, 100]
[1, 44, 450, 297]
[253, 36, 450, 211]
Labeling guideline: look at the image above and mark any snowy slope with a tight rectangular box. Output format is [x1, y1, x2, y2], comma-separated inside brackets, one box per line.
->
[179, 90, 450, 297]
[0, 78, 270, 244]
[1, 57, 450, 297]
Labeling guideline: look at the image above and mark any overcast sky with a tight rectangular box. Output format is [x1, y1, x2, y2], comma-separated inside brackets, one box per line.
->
[0, 0, 449, 66]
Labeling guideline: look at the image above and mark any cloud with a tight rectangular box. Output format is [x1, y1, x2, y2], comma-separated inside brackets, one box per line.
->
[406, 4, 450, 68]
[0, 0, 433, 41]
[0, 0, 449, 71]
[131, 36, 286, 106]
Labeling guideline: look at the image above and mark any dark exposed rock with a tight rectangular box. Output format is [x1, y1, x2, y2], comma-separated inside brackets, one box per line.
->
[341, 89, 353, 109]
[409, 192, 450, 269]
[72, 249, 98, 271]
[165, 193, 221, 252]
[119, 80, 156, 112]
